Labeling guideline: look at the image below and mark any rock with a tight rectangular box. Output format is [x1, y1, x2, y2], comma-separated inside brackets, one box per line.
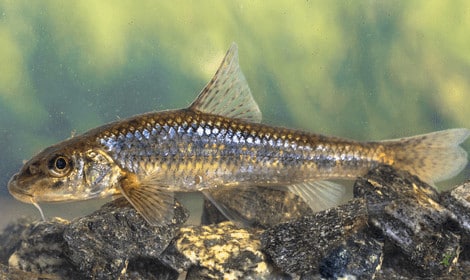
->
[354, 165, 460, 277]
[261, 198, 368, 275]
[0, 217, 34, 265]
[261, 165, 469, 278]
[124, 257, 179, 280]
[63, 197, 188, 279]
[161, 221, 289, 279]
[375, 259, 470, 280]
[441, 181, 470, 235]
[0, 262, 56, 280]
[441, 180, 470, 261]
[318, 230, 384, 279]
[0, 197, 187, 279]
[3, 218, 79, 279]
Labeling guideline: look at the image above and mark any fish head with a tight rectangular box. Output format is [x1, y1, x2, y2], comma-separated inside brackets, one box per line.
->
[8, 139, 121, 204]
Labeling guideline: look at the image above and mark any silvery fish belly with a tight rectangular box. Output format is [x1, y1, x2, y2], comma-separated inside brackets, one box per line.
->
[8, 44, 470, 225]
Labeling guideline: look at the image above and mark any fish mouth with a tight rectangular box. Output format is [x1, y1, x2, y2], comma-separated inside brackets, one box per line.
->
[7, 173, 35, 204]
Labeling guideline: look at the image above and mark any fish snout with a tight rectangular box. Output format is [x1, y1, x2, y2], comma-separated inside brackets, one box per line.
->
[8, 173, 34, 204]
[8, 173, 18, 183]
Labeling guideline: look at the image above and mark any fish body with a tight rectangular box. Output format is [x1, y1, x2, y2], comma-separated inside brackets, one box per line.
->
[8, 44, 470, 225]
[96, 110, 391, 189]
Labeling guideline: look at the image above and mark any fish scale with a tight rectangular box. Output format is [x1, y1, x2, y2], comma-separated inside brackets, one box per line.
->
[95, 110, 388, 190]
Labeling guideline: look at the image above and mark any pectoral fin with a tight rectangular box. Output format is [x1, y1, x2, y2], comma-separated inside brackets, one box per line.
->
[118, 173, 174, 226]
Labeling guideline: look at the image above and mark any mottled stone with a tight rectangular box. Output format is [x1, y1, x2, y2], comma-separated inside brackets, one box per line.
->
[461, 234, 470, 262]
[354, 165, 460, 276]
[440, 181, 470, 263]
[4, 218, 79, 279]
[184, 265, 292, 280]
[441, 181, 470, 234]
[202, 188, 312, 228]
[125, 258, 179, 280]
[63, 197, 187, 279]
[161, 221, 287, 279]
[375, 259, 470, 280]
[0, 217, 34, 265]
[319, 230, 384, 279]
[0, 262, 56, 280]
[261, 199, 368, 275]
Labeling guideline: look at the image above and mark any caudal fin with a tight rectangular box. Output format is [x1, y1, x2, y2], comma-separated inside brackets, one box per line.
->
[382, 128, 470, 185]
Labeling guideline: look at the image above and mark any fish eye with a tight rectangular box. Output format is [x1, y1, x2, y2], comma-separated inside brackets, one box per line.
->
[48, 155, 72, 177]
[55, 157, 67, 169]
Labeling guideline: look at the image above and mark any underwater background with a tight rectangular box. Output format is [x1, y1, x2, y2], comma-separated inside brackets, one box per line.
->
[0, 1, 469, 229]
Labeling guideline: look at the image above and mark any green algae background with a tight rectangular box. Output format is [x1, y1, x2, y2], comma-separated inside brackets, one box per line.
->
[0, 1, 469, 228]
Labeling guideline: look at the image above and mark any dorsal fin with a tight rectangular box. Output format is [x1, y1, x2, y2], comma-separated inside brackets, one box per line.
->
[188, 43, 262, 123]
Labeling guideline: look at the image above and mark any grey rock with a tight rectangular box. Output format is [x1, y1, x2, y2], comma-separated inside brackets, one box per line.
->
[124, 257, 179, 280]
[261, 198, 368, 275]
[3, 218, 78, 279]
[441, 181, 470, 235]
[0, 262, 57, 280]
[0, 197, 187, 279]
[159, 239, 193, 272]
[462, 234, 470, 262]
[318, 230, 384, 279]
[354, 165, 460, 277]
[0, 217, 34, 265]
[375, 259, 470, 280]
[63, 197, 187, 279]
[441, 181, 470, 260]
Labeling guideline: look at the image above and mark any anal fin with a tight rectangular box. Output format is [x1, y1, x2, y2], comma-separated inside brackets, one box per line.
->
[119, 173, 175, 226]
[288, 180, 345, 212]
[203, 186, 314, 227]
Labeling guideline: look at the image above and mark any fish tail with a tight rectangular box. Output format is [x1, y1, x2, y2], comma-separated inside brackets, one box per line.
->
[382, 128, 470, 185]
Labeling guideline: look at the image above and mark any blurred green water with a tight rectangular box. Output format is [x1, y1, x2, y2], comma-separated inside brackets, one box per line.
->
[1, 1, 469, 228]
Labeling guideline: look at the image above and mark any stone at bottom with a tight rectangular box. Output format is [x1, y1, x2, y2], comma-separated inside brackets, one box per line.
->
[2, 198, 187, 279]
[354, 165, 460, 276]
[63, 197, 187, 279]
[160, 221, 290, 279]
[441, 181, 470, 236]
[318, 230, 383, 279]
[261, 199, 369, 276]
[5, 218, 77, 278]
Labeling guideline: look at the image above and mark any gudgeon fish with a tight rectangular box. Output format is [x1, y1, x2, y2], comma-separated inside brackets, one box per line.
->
[8, 44, 470, 225]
